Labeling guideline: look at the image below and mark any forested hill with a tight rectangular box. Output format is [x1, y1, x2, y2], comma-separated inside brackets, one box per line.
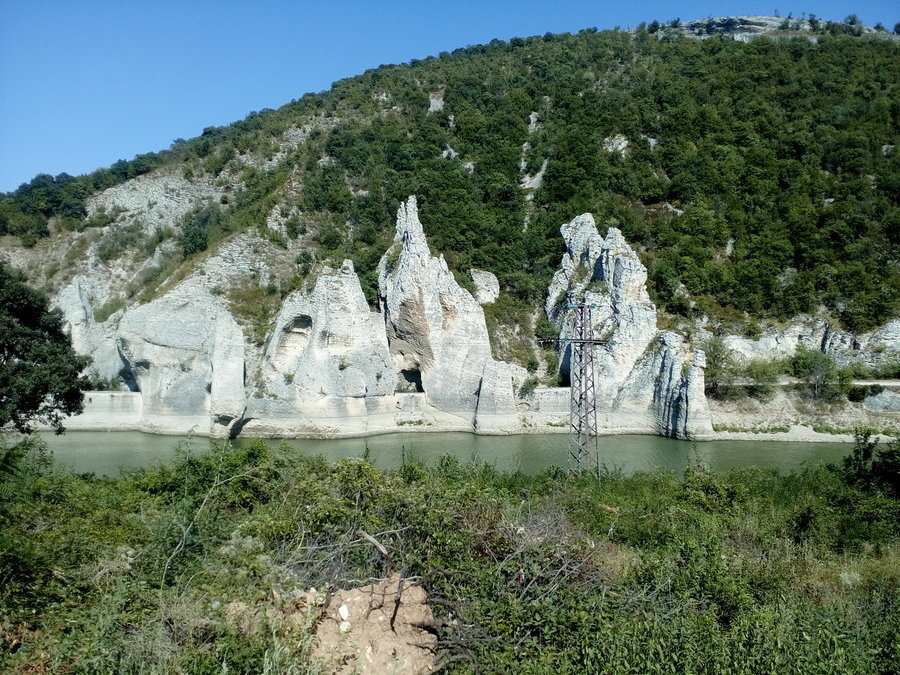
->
[2, 20, 899, 332]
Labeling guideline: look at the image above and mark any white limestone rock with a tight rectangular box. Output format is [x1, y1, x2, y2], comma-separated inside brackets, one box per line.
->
[520, 159, 548, 190]
[722, 317, 899, 369]
[469, 269, 499, 305]
[603, 134, 630, 155]
[428, 91, 445, 113]
[378, 197, 524, 428]
[863, 390, 900, 413]
[87, 173, 220, 229]
[55, 275, 124, 380]
[722, 320, 827, 364]
[260, 260, 395, 404]
[546, 214, 712, 439]
[115, 290, 246, 434]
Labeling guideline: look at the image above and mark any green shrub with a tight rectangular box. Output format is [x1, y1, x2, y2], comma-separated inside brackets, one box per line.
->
[2, 441, 900, 672]
[744, 359, 780, 400]
[93, 296, 125, 323]
[227, 277, 280, 345]
[518, 375, 539, 398]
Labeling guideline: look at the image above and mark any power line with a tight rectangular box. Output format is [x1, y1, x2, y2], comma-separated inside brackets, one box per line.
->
[539, 303, 607, 473]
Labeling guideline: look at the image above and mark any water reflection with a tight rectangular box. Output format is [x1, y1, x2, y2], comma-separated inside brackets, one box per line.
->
[41, 431, 851, 477]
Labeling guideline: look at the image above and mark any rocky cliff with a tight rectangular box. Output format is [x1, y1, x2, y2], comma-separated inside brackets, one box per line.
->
[18, 181, 899, 441]
[378, 196, 524, 430]
[714, 318, 900, 371]
[545, 214, 712, 438]
[38, 193, 720, 439]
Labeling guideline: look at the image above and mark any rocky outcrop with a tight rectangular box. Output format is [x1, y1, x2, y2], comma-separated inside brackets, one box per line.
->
[547, 214, 713, 439]
[720, 318, 900, 369]
[115, 290, 246, 435]
[470, 268, 499, 305]
[378, 197, 525, 429]
[258, 260, 395, 403]
[863, 390, 900, 413]
[55, 275, 124, 380]
[87, 173, 220, 227]
[53, 198, 720, 439]
[240, 260, 403, 437]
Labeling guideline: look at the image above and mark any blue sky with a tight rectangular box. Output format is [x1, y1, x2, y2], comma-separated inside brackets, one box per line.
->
[1, 0, 896, 192]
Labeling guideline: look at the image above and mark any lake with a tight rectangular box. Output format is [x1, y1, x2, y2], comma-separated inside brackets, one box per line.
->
[39, 431, 852, 476]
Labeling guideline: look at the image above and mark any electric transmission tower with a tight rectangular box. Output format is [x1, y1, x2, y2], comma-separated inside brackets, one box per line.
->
[540, 303, 607, 473]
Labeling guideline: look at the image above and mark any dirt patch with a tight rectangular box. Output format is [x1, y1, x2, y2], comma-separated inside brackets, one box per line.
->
[313, 573, 436, 674]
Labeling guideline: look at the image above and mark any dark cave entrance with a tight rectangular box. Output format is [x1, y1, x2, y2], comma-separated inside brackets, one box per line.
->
[400, 368, 425, 393]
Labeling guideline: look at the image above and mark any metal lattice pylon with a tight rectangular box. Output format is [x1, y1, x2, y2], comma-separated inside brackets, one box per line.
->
[568, 305, 599, 472]
[539, 303, 607, 473]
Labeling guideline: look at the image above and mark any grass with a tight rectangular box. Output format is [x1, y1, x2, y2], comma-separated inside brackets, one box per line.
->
[1, 436, 898, 673]
[712, 424, 791, 434]
[93, 296, 126, 323]
[226, 276, 282, 345]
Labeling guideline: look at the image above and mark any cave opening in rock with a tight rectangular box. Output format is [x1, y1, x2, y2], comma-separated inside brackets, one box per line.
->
[288, 314, 313, 331]
[400, 368, 424, 393]
[118, 366, 141, 392]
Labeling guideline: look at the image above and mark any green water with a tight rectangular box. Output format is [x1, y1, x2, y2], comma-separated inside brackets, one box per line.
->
[40, 431, 851, 477]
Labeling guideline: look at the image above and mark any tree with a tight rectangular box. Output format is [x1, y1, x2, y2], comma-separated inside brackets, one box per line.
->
[789, 345, 850, 400]
[0, 262, 88, 434]
[839, 428, 900, 497]
[178, 203, 220, 258]
[702, 336, 737, 397]
[744, 359, 779, 401]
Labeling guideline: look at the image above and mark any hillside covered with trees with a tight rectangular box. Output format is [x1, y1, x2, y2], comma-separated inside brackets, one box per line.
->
[2, 20, 898, 334]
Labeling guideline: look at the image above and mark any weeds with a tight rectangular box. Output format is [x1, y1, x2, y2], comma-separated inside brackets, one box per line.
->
[1, 437, 898, 672]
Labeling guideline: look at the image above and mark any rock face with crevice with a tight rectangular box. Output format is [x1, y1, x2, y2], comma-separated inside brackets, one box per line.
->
[55, 274, 124, 380]
[546, 213, 712, 439]
[115, 290, 246, 435]
[49, 195, 720, 439]
[378, 196, 525, 428]
[255, 260, 396, 404]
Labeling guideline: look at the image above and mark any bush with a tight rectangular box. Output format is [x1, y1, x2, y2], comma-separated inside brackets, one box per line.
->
[703, 336, 737, 398]
[744, 359, 780, 400]
[518, 376, 539, 398]
[839, 429, 900, 497]
[178, 203, 221, 258]
[2, 441, 900, 672]
[789, 346, 850, 401]
[227, 277, 280, 345]
[93, 296, 125, 323]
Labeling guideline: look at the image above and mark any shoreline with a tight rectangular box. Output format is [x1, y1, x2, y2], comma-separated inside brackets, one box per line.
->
[47, 389, 898, 445]
[48, 420, 894, 444]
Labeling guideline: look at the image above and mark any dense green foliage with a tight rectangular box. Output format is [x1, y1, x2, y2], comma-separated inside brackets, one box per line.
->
[4, 26, 899, 333]
[0, 152, 176, 245]
[261, 28, 899, 331]
[0, 263, 88, 433]
[1, 435, 898, 672]
[841, 429, 900, 496]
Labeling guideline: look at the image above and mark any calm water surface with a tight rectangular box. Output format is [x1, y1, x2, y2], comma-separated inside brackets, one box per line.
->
[40, 431, 851, 477]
